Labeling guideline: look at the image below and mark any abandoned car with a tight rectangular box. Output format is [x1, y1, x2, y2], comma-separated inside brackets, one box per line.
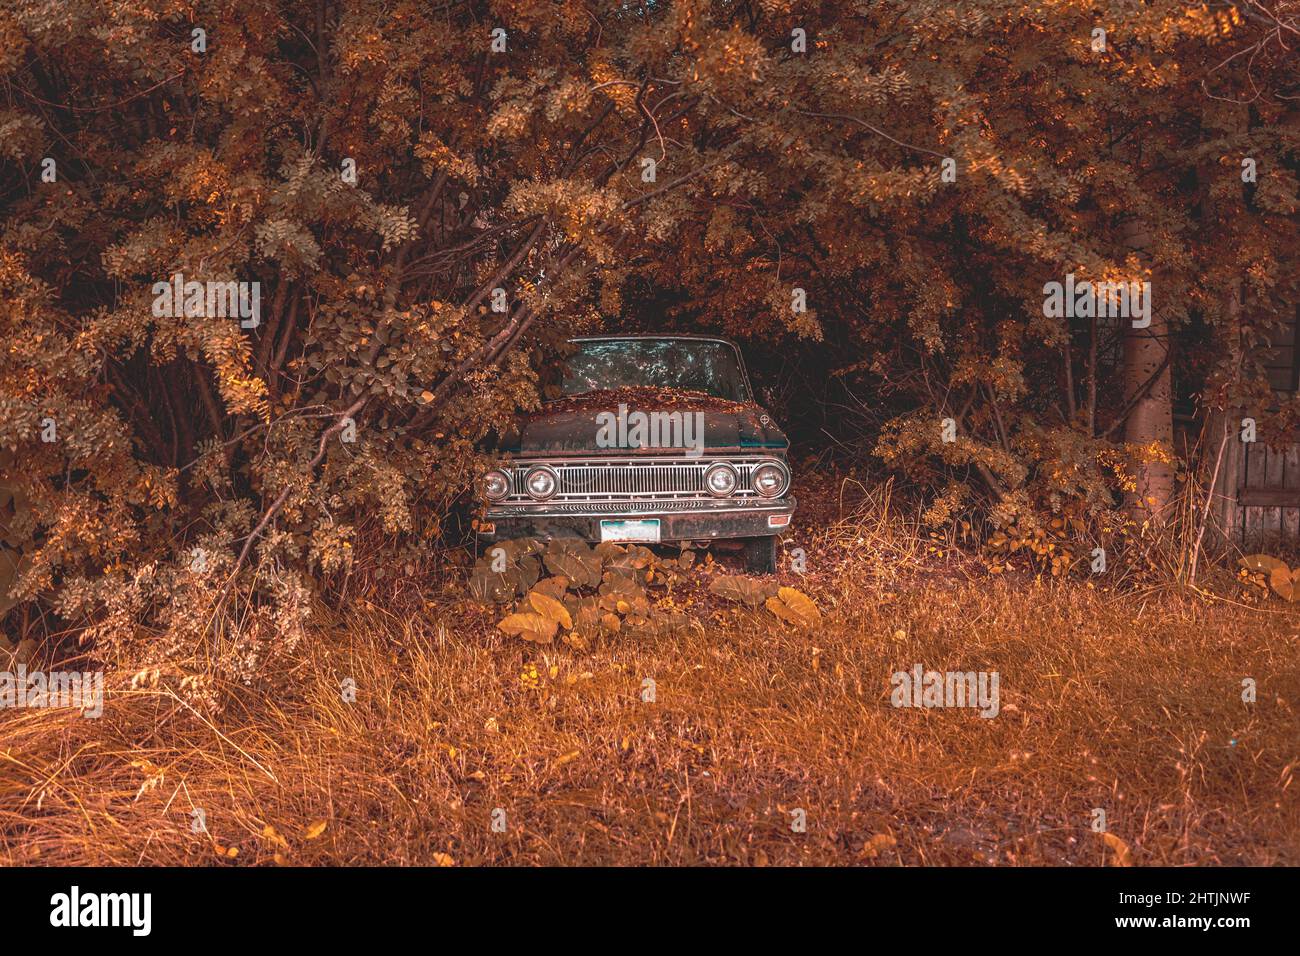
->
[476, 334, 795, 573]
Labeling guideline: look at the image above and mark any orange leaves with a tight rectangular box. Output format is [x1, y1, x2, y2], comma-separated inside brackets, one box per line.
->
[1239, 555, 1300, 601]
[861, 833, 898, 860]
[705, 574, 822, 629]
[1182, 3, 1243, 38]
[488, 538, 689, 644]
[708, 574, 778, 606]
[991, 527, 1063, 562]
[497, 610, 557, 644]
[528, 589, 572, 630]
[414, 132, 481, 184]
[550, 750, 581, 770]
[497, 579, 576, 643]
[765, 587, 822, 629]
[1099, 832, 1133, 867]
[304, 820, 328, 840]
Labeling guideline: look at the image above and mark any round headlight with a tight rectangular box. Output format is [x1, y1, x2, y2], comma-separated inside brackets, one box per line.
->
[751, 461, 790, 498]
[703, 462, 739, 497]
[481, 469, 511, 502]
[523, 465, 558, 501]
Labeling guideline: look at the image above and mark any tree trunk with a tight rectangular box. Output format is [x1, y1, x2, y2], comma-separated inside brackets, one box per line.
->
[1119, 217, 1175, 519]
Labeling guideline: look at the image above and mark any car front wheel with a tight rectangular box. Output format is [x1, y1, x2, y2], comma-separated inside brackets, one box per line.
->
[742, 536, 778, 574]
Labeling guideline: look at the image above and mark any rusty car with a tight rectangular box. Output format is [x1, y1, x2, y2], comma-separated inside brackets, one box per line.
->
[476, 334, 795, 573]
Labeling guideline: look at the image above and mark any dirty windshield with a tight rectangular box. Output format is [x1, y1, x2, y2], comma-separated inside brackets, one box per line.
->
[560, 338, 750, 402]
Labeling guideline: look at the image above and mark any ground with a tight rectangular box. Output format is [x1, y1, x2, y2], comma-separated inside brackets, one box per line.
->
[1, 475, 1297, 865]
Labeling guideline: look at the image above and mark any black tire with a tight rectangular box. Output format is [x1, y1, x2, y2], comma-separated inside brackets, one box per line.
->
[742, 536, 778, 574]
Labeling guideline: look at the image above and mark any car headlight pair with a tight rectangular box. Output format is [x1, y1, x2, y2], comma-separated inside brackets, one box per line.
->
[480, 466, 556, 502]
[705, 460, 789, 498]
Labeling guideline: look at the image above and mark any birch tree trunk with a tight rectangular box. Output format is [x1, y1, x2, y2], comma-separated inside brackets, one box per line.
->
[1120, 217, 1175, 519]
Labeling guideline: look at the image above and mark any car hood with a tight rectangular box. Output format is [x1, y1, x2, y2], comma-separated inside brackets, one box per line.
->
[501, 391, 788, 455]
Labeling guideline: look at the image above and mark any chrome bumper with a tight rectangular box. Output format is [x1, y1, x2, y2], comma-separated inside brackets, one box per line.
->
[481, 497, 796, 542]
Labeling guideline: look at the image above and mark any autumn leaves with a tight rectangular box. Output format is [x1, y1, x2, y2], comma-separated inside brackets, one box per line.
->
[1239, 553, 1300, 601]
[475, 537, 821, 646]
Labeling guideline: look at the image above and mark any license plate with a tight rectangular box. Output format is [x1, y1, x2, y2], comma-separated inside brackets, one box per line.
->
[600, 519, 660, 543]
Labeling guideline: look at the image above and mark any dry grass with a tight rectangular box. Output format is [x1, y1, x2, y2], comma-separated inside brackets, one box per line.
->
[2, 487, 1298, 866]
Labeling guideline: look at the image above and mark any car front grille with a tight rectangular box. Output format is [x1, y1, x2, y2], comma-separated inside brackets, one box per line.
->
[504, 458, 761, 502]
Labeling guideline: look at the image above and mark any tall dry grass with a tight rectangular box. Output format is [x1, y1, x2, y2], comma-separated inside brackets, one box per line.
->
[2, 487, 1297, 865]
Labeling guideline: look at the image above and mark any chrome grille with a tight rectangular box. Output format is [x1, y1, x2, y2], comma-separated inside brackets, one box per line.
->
[506, 459, 759, 502]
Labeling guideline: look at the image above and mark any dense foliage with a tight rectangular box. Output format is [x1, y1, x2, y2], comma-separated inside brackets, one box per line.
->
[1, 1, 1296, 669]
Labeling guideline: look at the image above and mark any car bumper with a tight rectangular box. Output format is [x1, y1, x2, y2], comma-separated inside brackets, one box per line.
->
[480, 497, 796, 543]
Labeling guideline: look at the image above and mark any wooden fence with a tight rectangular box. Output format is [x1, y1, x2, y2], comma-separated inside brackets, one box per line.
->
[1237, 434, 1300, 544]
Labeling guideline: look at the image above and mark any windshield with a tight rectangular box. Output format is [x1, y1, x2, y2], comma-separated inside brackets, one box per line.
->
[559, 338, 751, 402]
